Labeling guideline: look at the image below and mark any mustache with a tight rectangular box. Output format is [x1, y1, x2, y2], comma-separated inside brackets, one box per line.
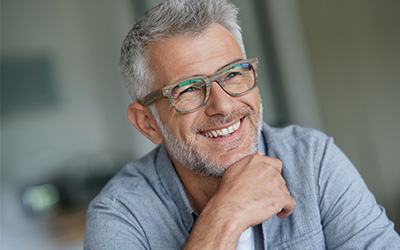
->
[192, 106, 255, 133]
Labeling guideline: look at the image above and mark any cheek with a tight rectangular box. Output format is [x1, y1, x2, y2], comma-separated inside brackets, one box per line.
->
[239, 91, 261, 112]
[157, 105, 197, 137]
[252, 91, 261, 110]
[176, 115, 198, 137]
[251, 89, 261, 104]
[154, 102, 177, 132]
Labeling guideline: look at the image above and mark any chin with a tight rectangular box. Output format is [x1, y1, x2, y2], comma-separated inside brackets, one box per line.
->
[188, 144, 258, 178]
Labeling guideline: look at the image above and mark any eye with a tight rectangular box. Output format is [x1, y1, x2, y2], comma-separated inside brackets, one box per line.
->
[225, 71, 242, 80]
[181, 86, 197, 94]
[174, 79, 205, 97]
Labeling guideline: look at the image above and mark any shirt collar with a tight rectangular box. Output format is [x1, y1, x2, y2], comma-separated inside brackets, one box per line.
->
[155, 144, 195, 231]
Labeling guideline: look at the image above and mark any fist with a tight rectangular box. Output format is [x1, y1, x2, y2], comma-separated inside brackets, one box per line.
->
[213, 152, 296, 229]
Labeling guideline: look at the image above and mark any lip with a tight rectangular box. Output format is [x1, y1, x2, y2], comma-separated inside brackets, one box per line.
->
[199, 118, 244, 141]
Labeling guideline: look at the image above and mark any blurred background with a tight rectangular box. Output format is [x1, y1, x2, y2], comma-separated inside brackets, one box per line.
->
[1, 0, 399, 249]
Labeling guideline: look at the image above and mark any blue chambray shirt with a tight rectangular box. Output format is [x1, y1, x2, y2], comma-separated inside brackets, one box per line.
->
[84, 122, 400, 249]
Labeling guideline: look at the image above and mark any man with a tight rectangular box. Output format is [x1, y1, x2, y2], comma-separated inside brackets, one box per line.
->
[84, 0, 400, 249]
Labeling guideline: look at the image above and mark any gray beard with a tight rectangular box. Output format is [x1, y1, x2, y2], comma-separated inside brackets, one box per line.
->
[150, 103, 263, 178]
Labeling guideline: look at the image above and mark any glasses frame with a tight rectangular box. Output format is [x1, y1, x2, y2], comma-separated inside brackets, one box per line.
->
[138, 58, 259, 114]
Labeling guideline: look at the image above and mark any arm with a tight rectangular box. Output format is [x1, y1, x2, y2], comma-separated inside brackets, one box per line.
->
[184, 152, 296, 249]
[318, 138, 400, 249]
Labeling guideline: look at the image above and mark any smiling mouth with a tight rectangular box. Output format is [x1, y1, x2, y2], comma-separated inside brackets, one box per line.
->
[200, 119, 241, 138]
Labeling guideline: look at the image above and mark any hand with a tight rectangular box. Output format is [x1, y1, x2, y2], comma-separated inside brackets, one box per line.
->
[184, 152, 295, 249]
[210, 151, 296, 230]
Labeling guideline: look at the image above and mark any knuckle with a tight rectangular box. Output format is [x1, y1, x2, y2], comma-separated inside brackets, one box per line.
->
[274, 158, 283, 170]
[264, 164, 276, 174]
[263, 157, 283, 171]
[272, 157, 282, 165]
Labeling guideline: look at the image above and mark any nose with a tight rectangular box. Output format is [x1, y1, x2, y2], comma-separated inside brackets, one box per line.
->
[204, 81, 235, 117]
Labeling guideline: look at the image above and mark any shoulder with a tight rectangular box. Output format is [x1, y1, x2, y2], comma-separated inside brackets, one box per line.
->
[84, 146, 190, 249]
[87, 146, 163, 215]
[261, 123, 331, 161]
[84, 146, 163, 247]
[262, 123, 329, 144]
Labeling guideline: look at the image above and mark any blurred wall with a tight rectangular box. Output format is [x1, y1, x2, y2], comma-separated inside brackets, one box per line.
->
[298, 0, 400, 230]
[1, 0, 155, 185]
[1, 0, 155, 249]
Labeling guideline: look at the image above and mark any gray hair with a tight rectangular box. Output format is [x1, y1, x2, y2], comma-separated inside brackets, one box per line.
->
[119, 0, 246, 102]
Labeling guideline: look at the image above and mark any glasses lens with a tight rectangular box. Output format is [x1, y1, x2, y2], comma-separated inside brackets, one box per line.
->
[222, 62, 256, 95]
[171, 79, 207, 112]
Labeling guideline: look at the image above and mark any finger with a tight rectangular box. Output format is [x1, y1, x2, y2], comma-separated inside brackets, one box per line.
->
[261, 157, 282, 173]
[254, 152, 283, 173]
[271, 158, 283, 173]
[276, 181, 290, 195]
[263, 163, 286, 185]
[278, 174, 287, 186]
[268, 169, 286, 185]
[277, 209, 291, 219]
[276, 197, 296, 219]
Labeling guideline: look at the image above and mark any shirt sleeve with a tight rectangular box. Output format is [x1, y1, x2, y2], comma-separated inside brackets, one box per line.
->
[84, 197, 150, 250]
[317, 137, 400, 249]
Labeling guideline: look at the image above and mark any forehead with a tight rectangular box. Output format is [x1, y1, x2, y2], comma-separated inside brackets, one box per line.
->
[146, 24, 244, 90]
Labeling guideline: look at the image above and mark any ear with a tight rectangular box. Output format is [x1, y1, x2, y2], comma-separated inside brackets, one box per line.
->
[127, 103, 164, 145]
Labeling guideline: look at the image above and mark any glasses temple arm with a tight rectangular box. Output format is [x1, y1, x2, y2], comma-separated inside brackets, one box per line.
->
[138, 90, 163, 106]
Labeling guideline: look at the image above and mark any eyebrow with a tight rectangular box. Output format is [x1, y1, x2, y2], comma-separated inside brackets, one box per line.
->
[178, 79, 204, 87]
[217, 58, 243, 72]
[187, 58, 244, 79]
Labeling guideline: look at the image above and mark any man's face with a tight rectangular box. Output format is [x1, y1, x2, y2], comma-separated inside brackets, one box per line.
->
[147, 24, 262, 177]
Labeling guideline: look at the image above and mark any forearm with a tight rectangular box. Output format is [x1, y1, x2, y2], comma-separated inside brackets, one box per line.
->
[184, 200, 245, 250]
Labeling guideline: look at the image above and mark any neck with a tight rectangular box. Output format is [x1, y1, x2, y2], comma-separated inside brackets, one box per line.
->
[171, 157, 221, 213]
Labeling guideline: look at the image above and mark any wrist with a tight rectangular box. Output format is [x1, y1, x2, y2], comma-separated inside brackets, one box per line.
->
[185, 199, 246, 250]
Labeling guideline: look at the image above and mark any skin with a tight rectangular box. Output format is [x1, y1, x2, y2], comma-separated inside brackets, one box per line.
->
[128, 24, 296, 249]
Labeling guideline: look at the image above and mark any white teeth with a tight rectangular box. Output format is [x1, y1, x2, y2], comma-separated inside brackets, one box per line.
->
[233, 122, 239, 130]
[202, 120, 241, 138]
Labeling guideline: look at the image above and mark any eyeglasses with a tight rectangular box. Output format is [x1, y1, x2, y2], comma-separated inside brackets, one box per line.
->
[138, 58, 258, 114]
